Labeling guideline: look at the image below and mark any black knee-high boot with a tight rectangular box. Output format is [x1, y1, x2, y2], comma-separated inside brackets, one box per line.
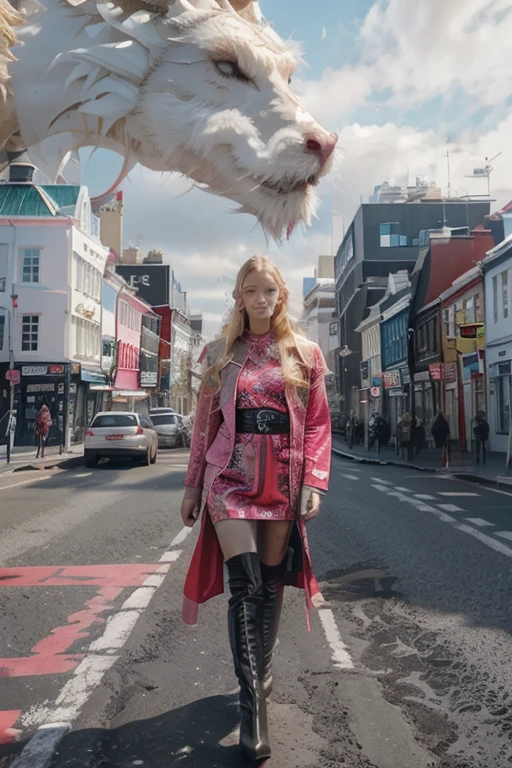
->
[226, 553, 271, 765]
[261, 561, 285, 699]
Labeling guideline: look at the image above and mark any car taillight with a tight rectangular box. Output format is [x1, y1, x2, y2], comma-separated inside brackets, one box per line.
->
[86, 430, 95, 437]
[136, 426, 144, 435]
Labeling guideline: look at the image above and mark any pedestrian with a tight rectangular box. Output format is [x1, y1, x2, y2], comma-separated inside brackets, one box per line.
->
[35, 404, 52, 459]
[180, 254, 331, 767]
[397, 411, 413, 461]
[431, 412, 450, 467]
[473, 410, 489, 466]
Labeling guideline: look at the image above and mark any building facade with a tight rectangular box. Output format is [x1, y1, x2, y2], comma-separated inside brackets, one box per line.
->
[483, 236, 512, 455]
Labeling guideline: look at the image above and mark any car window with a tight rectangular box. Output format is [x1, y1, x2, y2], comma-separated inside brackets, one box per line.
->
[139, 417, 153, 429]
[92, 415, 137, 428]
[150, 415, 175, 426]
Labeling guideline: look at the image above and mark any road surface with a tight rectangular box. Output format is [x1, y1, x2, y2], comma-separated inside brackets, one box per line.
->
[1, 451, 512, 768]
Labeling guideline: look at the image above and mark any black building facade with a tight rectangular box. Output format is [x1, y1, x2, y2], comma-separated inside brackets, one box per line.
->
[335, 200, 491, 416]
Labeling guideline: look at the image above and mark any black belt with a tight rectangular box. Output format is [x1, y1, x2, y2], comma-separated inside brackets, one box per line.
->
[236, 408, 289, 435]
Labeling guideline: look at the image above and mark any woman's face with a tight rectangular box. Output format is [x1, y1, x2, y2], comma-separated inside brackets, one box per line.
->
[240, 270, 280, 322]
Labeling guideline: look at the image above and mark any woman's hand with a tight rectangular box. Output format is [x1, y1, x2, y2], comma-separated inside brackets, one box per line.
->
[300, 487, 321, 522]
[181, 488, 201, 527]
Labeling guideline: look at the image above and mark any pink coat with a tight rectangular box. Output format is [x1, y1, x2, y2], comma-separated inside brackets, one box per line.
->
[182, 336, 332, 627]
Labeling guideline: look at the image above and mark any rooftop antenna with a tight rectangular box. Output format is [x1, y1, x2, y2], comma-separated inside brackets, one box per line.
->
[464, 152, 502, 198]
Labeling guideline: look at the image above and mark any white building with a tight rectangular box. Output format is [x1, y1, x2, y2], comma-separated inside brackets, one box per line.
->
[302, 256, 337, 415]
[483, 236, 512, 456]
[0, 161, 108, 446]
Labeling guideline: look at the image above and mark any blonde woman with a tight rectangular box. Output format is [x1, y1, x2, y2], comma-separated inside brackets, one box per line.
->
[180, 255, 331, 766]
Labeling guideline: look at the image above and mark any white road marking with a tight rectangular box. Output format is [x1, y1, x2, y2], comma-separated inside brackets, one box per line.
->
[0, 475, 51, 491]
[121, 586, 157, 611]
[439, 503, 464, 512]
[22, 655, 118, 728]
[395, 487, 412, 492]
[169, 526, 193, 548]
[456, 524, 512, 559]
[73, 472, 93, 478]
[342, 474, 360, 481]
[16, 528, 192, 766]
[438, 492, 480, 497]
[10, 723, 71, 768]
[465, 518, 495, 528]
[496, 531, 512, 541]
[372, 477, 391, 484]
[414, 494, 435, 500]
[88, 610, 141, 653]
[159, 549, 183, 563]
[318, 608, 354, 670]
[372, 484, 390, 492]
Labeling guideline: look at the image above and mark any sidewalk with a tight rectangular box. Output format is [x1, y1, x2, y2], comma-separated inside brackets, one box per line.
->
[0, 443, 84, 476]
[332, 434, 512, 489]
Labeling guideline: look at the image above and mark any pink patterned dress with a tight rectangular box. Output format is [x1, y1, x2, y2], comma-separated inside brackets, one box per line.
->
[207, 330, 295, 524]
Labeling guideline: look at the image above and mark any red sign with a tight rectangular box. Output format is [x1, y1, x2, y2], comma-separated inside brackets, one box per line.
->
[49, 365, 65, 375]
[370, 386, 381, 398]
[429, 363, 443, 381]
[382, 371, 400, 389]
[5, 370, 20, 385]
[459, 323, 483, 339]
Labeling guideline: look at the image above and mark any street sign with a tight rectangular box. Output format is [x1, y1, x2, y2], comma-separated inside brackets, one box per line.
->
[5, 369, 20, 385]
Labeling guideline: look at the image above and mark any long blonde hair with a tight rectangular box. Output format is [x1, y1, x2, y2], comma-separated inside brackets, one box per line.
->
[205, 254, 314, 393]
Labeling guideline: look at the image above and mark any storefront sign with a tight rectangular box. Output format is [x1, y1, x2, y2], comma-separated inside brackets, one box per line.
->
[370, 386, 380, 398]
[372, 376, 382, 387]
[22, 365, 48, 376]
[444, 362, 457, 383]
[459, 323, 483, 339]
[49, 365, 65, 375]
[140, 371, 158, 387]
[382, 371, 400, 389]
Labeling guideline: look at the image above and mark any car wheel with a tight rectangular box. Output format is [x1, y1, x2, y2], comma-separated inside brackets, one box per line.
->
[150, 446, 157, 464]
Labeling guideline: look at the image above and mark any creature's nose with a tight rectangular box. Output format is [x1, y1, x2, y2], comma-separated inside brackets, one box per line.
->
[304, 131, 338, 168]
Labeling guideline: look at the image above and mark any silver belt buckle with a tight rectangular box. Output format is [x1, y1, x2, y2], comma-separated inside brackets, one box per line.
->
[256, 410, 275, 434]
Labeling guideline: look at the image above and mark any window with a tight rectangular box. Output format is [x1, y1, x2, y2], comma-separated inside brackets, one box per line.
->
[475, 293, 483, 323]
[493, 276, 498, 323]
[20, 248, 40, 283]
[21, 315, 39, 351]
[502, 269, 509, 319]
[464, 296, 475, 323]
[380, 223, 411, 248]
[494, 364, 511, 434]
[92, 414, 137, 427]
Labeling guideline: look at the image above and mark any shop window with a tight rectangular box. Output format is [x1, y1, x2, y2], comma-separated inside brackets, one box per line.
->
[495, 372, 511, 434]
[20, 248, 40, 283]
[21, 314, 39, 351]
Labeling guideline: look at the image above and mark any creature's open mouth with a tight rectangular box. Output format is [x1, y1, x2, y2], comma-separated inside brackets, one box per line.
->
[260, 174, 320, 196]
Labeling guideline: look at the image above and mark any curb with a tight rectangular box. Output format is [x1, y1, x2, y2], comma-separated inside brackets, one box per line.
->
[332, 446, 511, 490]
[331, 446, 436, 473]
[1, 455, 85, 476]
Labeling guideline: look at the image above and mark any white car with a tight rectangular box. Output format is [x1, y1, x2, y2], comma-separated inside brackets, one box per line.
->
[84, 411, 158, 467]
[151, 411, 188, 448]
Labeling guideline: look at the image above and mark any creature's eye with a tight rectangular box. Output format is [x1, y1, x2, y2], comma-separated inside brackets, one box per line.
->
[214, 60, 251, 83]
[288, 76, 292, 85]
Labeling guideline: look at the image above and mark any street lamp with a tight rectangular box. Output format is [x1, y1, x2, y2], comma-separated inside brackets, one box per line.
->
[1, 294, 18, 463]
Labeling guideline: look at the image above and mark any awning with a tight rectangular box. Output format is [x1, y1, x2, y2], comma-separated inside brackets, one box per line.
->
[113, 390, 149, 399]
[81, 368, 107, 384]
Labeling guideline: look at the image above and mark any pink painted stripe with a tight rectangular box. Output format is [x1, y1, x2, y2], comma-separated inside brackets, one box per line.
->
[0, 655, 83, 677]
[0, 564, 164, 588]
[0, 710, 22, 744]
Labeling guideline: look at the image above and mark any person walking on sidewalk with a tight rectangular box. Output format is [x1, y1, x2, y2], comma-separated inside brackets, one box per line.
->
[473, 411, 490, 466]
[35, 404, 52, 459]
[180, 254, 331, 767]
[431, 412, 450, 467]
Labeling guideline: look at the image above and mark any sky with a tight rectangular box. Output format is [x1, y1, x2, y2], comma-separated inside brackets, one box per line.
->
[84, 0, 512, 337]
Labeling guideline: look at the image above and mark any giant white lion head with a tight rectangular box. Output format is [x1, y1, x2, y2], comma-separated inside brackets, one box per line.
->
[5, 0, 338, 238]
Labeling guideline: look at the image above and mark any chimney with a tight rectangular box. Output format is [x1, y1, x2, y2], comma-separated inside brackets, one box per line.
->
[7, 151, 36, 184]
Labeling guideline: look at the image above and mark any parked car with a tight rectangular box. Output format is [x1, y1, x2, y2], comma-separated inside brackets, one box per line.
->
[84, 412, 158, 467]
[150, 407, 177, 416]
[151, 412, 188, 448]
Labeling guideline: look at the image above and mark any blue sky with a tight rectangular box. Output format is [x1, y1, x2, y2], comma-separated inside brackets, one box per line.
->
[82, 0, 512, 334]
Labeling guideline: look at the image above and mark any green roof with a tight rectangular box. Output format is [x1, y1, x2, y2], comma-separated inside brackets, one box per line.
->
[0, 183, 80, 217]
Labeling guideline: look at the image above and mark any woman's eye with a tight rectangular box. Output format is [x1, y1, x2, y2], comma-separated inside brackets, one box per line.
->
[215, 60, 251, 83]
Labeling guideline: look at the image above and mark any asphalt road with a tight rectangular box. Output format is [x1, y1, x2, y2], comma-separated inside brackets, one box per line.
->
[1, 451, 512, 768]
